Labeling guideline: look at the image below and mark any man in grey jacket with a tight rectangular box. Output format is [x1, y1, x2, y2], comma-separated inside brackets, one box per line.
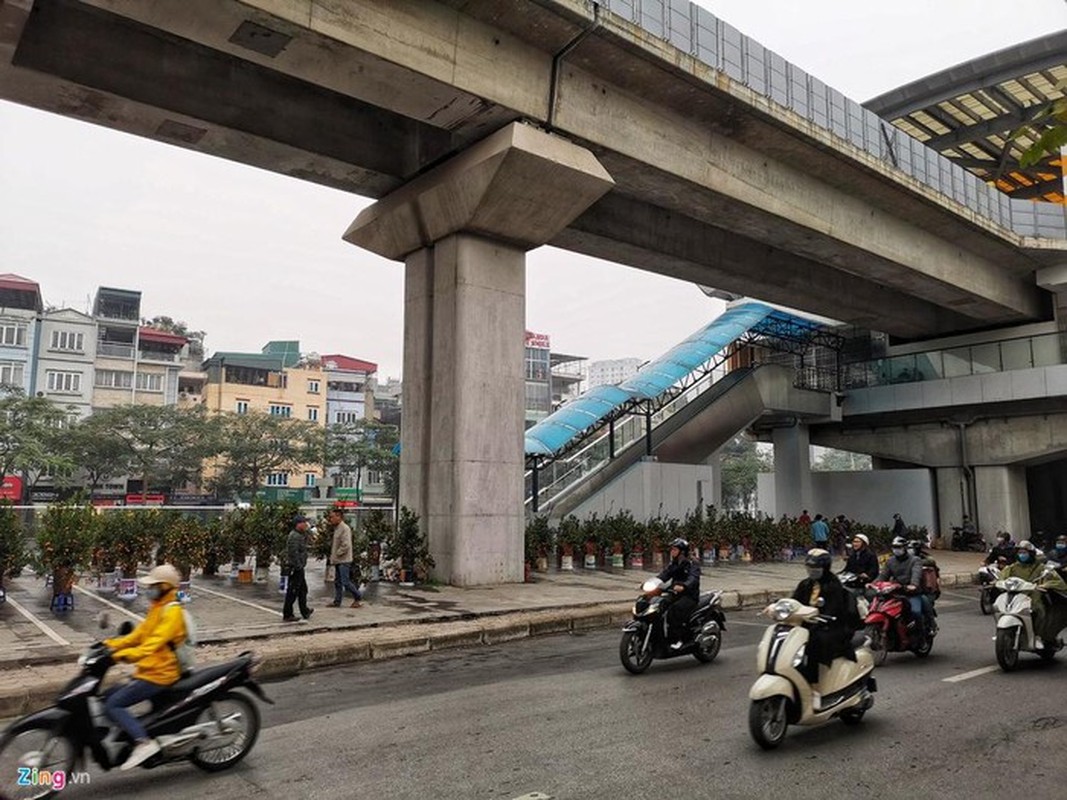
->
[878, 535, 924, 631]
[328, 508, 363, 608]
[282, 514, 313, 622]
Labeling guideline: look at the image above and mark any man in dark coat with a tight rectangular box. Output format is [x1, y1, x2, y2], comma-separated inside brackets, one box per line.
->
[657, 537, 701, 647]
[282, 514, 314, 622]
[792, 549, 860, 683]
[844, 533, 880, 585]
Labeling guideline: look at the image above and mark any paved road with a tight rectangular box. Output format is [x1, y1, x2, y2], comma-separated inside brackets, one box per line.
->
[8, 589, 1065, 800]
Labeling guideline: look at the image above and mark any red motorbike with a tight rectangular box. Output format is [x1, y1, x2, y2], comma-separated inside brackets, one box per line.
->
[863, 580, 934, 664]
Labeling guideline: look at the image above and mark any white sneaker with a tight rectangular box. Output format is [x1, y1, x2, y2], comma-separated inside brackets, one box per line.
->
[669, 641, 685, 650]
[121, 739, 161, 770]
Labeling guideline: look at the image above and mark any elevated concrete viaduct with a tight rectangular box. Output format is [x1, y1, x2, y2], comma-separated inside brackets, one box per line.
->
[3, 0, 1065, 580]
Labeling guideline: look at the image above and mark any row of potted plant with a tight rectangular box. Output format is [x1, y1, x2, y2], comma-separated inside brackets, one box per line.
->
[525, 507, 928, 572]
[20, 500, 437, 597]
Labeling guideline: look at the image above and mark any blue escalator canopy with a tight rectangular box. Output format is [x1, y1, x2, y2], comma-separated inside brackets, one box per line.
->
[524, 302, 819, 459]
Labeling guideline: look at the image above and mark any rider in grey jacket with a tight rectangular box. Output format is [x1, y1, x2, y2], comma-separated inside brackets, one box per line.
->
[877, 536, 924, 630]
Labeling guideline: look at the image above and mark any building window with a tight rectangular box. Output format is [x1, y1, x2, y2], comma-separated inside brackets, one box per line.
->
[304, 473, 317, 487]
[269, 404, 291, 417]
[0, 323, 27, 348]
[267, 472, 289, 486]
[235, 400, 249, 415]
[367, 470, 384, 486]
[95, 370, 133, 389]
[46, 371, 81, 394]
[135, 372, 163, 392]
[307, 407, 319, 422]
[0, 361, 24, 387]
[308, 379, 320, 394]
[50, 330, 85, 352]
[334, 473, 357, 488]
[335, 410, 361, 424]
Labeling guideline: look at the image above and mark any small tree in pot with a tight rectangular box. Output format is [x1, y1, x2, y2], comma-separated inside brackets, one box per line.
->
[156, 515, 208, 581]
[35, 502, 97, 606]
[0, 501, 25, 585]
[387, 507, 434, 584]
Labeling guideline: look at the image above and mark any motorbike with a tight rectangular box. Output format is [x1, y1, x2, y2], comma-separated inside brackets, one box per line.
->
[0, 619, 273, 800]
[978, 561, 1004, 615]
[836, 572, 870, 618]
[950, 525, 985, 552]
[863, 580, 934, 664]
[992, 571, 1067, 671]
[748, 597, 876, 750]
[619, 577, 726, 674]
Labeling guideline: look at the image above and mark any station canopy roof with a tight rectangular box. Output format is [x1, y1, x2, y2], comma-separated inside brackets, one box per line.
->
[865, 29, 1066, 204]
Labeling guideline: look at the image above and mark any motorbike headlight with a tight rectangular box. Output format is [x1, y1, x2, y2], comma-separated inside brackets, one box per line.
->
[791, 645, 806, 668]
[772, 600, 793, 621]
[1004, 577, 1024, 593]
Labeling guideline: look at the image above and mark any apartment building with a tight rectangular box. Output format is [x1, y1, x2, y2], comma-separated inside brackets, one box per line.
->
[0, 274, 42, 394]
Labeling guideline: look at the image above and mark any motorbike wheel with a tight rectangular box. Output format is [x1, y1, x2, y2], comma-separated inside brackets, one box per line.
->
[0, 723, 76, 800]
[979, 589, 994, 616]
[748, 697, 788, 750]
[189, 691, 261, 772]
[619, 630, 654, 675]
[913, 633, 933, 658]
[864, 624, 887, 666]
[692, 631, 721, 664]
[1038, 643, 1057, 663]
[995, 628, 1021, 672]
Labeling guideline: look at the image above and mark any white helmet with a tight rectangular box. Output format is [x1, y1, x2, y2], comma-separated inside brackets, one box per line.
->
[138, 564, 182, 589]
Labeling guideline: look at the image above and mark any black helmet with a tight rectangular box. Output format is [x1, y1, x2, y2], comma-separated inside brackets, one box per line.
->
[907, 539, 925, 554]
[804, 548, 831, 571]
[668, 537, 689, 553]
[891, 536, 908, 548]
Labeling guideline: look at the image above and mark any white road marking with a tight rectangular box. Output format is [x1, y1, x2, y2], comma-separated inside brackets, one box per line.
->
[72, 584, 144, 621]
[511, 794, 553, 800]
[942, 665, 999, 683]
[195, 584, 284, 617]
[6, 595, 70, 646]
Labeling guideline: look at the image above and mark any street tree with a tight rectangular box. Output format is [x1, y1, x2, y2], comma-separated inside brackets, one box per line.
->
[66, 413, 133, 493]
[720, 435, 773, 512]
[97, 404, 219, 496]
[211, 411, 324, 500]
[812, 448, 872, 472]
[0, 391, 74, 499]
[324, 419, 399, 498]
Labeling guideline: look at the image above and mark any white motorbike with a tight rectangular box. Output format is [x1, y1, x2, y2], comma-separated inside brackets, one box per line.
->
[992, 572, 1067, 670]
[748, 598, 876, 750]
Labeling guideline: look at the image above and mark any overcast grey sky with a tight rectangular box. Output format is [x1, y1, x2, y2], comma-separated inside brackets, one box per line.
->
[1, 1, 1064, 379]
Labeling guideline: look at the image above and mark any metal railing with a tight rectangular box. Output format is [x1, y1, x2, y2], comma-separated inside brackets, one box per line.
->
[97, 342, 134, 359]
[842, 331, 1067, 389]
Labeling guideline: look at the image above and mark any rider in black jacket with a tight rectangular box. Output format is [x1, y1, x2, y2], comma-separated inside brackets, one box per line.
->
[657, 537, 701, 647]
[984, 532, 1016, 566]
[844, 533, 880, 585]
[792, 549, 861, 683]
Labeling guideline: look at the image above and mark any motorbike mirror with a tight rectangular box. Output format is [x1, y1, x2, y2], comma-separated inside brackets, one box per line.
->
[118, 620, 135, 636]
[97, 611, 110, 630]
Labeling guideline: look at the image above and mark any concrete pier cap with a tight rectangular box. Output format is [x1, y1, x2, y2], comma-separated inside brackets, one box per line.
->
[344, 122, 613, 586]
[344, 121, 615, 257]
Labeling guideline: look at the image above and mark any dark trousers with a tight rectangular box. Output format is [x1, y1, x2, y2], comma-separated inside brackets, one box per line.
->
[664, 593, 697, 642]
[104, 679, 165, 741]
[333, 563, 362, 605]
[283, 567, 311, 618]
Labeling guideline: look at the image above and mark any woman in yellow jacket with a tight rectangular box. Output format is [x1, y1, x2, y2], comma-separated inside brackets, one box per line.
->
[103, 564, 187, 770]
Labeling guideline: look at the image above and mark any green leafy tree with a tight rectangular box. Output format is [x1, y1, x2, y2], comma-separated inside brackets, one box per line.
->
[0, 501, 25, 578]
[0, 391, 73, 499]
[324, 419, 398, 498]
[143, 315, 206, 357]
[97, 404, 219, 496]
[812, 448, 872, 472]
[720, 435, 773, 512]
[66, 413, 132, 494]
[210, 412, 324, 500]
[1014, 84, 1067, 169]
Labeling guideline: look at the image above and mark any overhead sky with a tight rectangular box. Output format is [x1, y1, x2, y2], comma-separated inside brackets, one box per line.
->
[1, 1, 1063, 379]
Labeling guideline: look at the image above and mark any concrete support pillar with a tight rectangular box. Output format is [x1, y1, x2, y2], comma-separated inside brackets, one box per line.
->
[773, 425, 812, 518]
[345, 123, 613, 585]
[974, 465, 1031, 542]
[702, 448, 724, 510]
[935, 467, 968, 547]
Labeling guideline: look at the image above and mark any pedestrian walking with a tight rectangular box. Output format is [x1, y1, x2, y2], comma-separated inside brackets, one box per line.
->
[282, 514, 313, 622]
[328, 508, 363, 608]
[811, 514, 830, 548]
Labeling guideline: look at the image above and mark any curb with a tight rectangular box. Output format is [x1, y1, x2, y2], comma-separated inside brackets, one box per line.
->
[0, 572, 978, 720]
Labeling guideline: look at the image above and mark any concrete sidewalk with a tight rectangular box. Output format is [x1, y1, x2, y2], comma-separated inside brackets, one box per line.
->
[0, 550, 983, 718]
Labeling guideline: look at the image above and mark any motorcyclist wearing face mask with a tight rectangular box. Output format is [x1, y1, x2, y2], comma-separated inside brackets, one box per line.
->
[877, 536, 925, 632]
[1000, 540, 1067, 646]
[984, 531, 1016, 566]
[1047, 535, 1067, 570]
[102, 564, 188, 770]
[791, 549, 860, 683]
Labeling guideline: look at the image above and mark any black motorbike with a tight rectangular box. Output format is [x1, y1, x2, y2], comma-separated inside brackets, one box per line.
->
[951, 525, 985, 552]
[619, 578, 726, 674]
[0, 623, 272, 800]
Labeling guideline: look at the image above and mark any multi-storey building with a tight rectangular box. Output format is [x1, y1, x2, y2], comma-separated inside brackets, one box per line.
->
[320, 353, 381, 503]
[0, 274, 42, 394]
[201, 341, 326, 500]
[35, 308, 96, 418]
[587, 357, 643, 389]
[91, 287, 187, 410]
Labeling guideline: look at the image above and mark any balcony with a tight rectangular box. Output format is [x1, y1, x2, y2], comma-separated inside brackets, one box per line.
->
[97, 342, 134, 359]
[138, 349, 181, 363]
